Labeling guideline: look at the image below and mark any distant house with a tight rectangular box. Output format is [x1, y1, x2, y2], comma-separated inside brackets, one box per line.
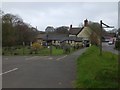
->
[68, 25, 82, 46]
[77, 19, 92, 39]
[69, 25, 82, 37]
[69, 19, 92, 46]
[36, 19, 99, 47]
[36, 32, 82, 47]
[42, 33, 68, 46]
[36, 33, 46, 45]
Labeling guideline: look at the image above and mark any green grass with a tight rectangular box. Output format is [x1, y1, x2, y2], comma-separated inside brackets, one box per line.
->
[52, 47, 64, 56]
[37, 46, 64, 56]
[2, 46, 77, 56]
[75, 45, 118, 88]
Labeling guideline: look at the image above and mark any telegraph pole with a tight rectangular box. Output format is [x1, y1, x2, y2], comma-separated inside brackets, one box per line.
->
[99, 20, 114, 56]
[100, 20, 102, 56]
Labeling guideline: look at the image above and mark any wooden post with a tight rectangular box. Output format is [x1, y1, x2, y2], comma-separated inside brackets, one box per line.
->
[99, 20, 114, 56]
[100, 20, 102, 56]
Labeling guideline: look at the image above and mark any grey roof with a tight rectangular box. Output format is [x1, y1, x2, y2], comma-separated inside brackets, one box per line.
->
[69, 27, 83, 35]
[42, 33, 68, 41]
[37, 32, 82, 42]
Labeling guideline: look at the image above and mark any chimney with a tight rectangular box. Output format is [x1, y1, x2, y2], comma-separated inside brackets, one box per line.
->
[84, 19, 88, 27]
[36, 26, 37, 30]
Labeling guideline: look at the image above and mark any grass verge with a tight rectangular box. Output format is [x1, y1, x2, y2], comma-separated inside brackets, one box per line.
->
[75, 45, 118, 88]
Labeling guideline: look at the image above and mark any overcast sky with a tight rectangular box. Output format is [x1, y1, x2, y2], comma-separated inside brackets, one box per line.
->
[2, 2, 118, 31]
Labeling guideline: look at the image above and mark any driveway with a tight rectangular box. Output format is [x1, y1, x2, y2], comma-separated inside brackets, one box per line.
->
[2, 48, 87, 88]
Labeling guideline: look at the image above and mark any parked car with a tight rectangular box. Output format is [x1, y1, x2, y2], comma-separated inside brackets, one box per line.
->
[108, 41, 113, 45]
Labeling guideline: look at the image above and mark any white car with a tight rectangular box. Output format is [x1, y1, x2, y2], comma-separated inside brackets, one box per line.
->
[108, 41, 113, 45]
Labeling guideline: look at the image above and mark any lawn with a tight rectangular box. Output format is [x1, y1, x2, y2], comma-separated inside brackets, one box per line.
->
[75, 45, 118, 88]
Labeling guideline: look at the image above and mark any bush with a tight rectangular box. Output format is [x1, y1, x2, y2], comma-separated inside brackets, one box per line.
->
[29, 50, 33, 54]
[27, 46, 31, 49]
[63, 43, 70, 54]
[32, 42, 42, 54]
[14, 52, 19, 55]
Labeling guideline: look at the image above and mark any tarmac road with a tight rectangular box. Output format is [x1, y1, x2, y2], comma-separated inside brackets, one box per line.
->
[102, 42, 118, 55]
[2, 48, 87, 88]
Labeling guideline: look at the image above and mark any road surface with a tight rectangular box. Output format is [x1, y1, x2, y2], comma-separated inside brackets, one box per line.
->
[2, 48, 87, 88]
[102, 42, 118, 55]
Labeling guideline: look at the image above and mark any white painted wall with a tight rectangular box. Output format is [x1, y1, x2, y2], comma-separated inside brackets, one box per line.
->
[77, 27, 92, 40]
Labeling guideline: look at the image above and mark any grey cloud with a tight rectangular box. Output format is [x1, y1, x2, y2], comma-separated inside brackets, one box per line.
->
[2, 2, 118, 31]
